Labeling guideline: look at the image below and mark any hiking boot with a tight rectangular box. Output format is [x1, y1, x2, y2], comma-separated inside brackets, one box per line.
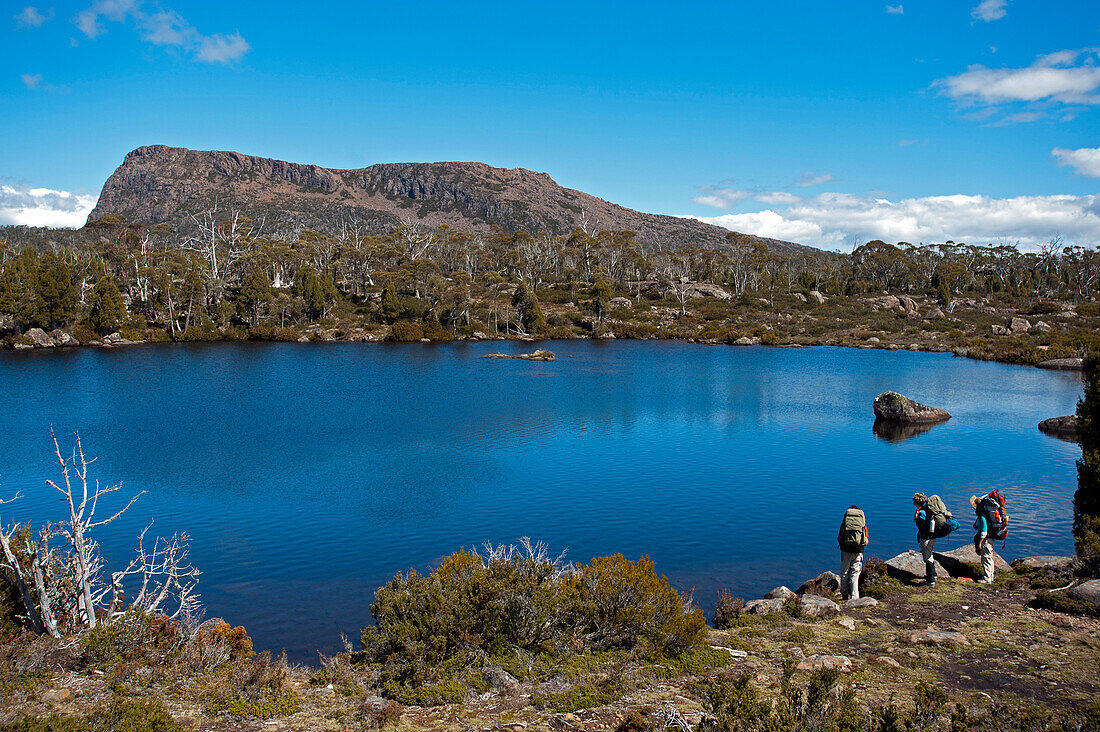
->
[927, 581, 936, 589]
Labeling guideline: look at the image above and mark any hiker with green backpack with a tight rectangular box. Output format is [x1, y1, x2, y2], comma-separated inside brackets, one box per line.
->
[837, 505, 870, 601]
[912, 493, 959, 588]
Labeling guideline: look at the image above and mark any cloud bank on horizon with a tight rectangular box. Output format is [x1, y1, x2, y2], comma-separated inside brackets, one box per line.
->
[686, 189, 1099, 252]
[0, 183, 97, 228]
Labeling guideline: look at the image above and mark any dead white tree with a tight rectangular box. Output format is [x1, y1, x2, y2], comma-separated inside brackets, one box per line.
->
[397, 217, 435, 260]
[0, 430, 202, 637]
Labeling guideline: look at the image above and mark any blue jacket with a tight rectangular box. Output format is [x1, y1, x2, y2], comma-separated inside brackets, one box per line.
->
[974, 514, 988, 538]
[915, 508, 935, 541]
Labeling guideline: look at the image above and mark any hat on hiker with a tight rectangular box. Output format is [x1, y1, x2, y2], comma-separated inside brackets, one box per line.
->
[969, 495, 980, 509]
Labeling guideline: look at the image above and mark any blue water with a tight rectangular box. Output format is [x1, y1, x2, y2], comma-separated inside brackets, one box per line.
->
[0, 341, 1083, 662]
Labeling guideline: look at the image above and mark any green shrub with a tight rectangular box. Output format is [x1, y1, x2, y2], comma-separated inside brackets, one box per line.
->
[1029, 590, 1099, 616]
[248, 325, 301, 342]
[387, 321, 424, 342]
[711, 591, 743, 630]
[533, 678, 623, 712]
[96, 698, 180, 731]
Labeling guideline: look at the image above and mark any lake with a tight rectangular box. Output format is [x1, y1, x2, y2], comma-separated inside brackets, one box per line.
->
[0, 341, 1083, 662]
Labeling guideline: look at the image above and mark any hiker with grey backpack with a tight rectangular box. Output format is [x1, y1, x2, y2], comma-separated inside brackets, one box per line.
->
[837, 505, 870, 601]
[913, 492, 960, 589]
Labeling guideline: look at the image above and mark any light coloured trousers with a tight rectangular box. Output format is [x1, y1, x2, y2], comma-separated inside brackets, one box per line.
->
[978, 537, 995, 583]
[840, 550, 863, 600]
[919, 538, 937, 582]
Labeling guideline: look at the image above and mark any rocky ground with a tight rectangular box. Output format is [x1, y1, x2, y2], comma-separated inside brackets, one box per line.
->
[3, 554, 1097, 731]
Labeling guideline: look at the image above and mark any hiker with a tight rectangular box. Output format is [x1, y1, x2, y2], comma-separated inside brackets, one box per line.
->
[971, 492, 1008, 584]
[913, 493, 957, 588]
[837, 505, 869, 601]
[913, 493, 938, 587]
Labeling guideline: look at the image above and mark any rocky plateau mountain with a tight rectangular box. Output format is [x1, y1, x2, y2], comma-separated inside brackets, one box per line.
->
[88, 145, 816, 254]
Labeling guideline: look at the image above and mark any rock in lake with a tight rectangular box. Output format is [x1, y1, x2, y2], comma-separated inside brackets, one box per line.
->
[1069, 579, 1100, 610]
[480, 350, 556, 361]
[934, 546, 1010, 577]
[1036, 358, 1084, 370]
[873, 392, 951, 424]
[885, 550, 948, 581]
[1038, 415, 1078, 440]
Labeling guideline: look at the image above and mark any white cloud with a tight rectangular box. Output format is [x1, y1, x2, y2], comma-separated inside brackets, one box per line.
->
[1052, 147, 1100, 178]
[683, 190, 1100, 251]
[692, 186, 752, 210]
[195, 32, 250, 64]
[896, 138, 920, 146]
[797, 171, 834, 187]
[20, 73, 42, 89]
[14, 6, 52, 28]
[0, 182, 96, 228]
[936, 49, 1100, 109]
[72, 1, 249, 63]
[971, 0, 1007, 22]
[74, 0, 138, 38]
[886, 5, 904, 14]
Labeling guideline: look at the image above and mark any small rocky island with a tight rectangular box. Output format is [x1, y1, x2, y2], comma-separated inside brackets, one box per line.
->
[480, 350, 556, 361]
[872, 391, 951, 423]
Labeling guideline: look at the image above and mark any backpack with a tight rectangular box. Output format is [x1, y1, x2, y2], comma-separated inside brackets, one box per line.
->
[839, 508, 867, 552]
[979, 490, 1009, 541]
[926, 495, 957, 538]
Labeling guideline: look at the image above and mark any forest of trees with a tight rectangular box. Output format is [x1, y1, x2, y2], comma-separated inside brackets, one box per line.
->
[0, 211, 1097, 353]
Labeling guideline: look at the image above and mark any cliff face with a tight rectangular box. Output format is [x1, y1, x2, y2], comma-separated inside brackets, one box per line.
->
[88, 145, 813, 253]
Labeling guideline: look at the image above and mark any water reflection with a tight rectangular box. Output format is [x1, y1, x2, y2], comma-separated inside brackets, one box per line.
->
[872, 417, 940, 443]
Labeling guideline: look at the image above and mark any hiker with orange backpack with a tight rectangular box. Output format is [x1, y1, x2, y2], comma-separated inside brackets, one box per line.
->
[971, 491, 1009, 584]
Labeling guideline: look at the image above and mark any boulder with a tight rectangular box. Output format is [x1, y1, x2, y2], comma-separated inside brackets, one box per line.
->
[934, 546, 1010, 577]
[765, 586, 794, 600]
[793, 292, 807, 303]
[867, 336, 880, 343]
[734, 336, 760, 346]
[48, 329, 79, 347]
[1011, 555, 1075, 571]
[41, 689, 72, 703]
[885, 550, 948, 581]
[990, 324, 1008, 335]
[24, 327, 55, 348]
[837, 617, 856, 630]
[609, 297, 633, 310]
[1009, 317, 1030, 333]
[845, 597, 879, 609]
[480, 350, 556, 361]
[898, 295, 918, 313]
[483, 666, 520, 692]
[797, 571, 840, 596]
[800, 594, 840, 619]
[927, 308, 944, 319]
[1037, 358, 1084, 370]
[1069, 579, 1100, 610]
[1038, 416, 1078, 440]
[906, 630, 970, 646]
[796, 655, 852, 672]
[1034, 320, 1052, 333]
[875, 656, 902, 669]
[743, 598, 786, 615]
[808, 290, 826, 305]
[873, 392, 951, 424]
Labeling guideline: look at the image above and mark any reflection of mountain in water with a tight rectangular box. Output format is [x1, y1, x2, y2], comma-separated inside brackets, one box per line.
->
[873, 418, 938, 443]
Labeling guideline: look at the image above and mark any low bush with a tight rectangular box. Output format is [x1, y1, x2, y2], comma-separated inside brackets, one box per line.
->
[387, 321, 424, 342]
[362, 545, 703, 704]
[711, 591, 743, 630]
[248, 325, 300, 342]
[0, 697, 180, 732]
[1029, 589, 1100, 617]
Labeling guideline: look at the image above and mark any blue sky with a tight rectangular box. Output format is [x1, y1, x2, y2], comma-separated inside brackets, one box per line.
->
[1, 0, 1098, 249]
